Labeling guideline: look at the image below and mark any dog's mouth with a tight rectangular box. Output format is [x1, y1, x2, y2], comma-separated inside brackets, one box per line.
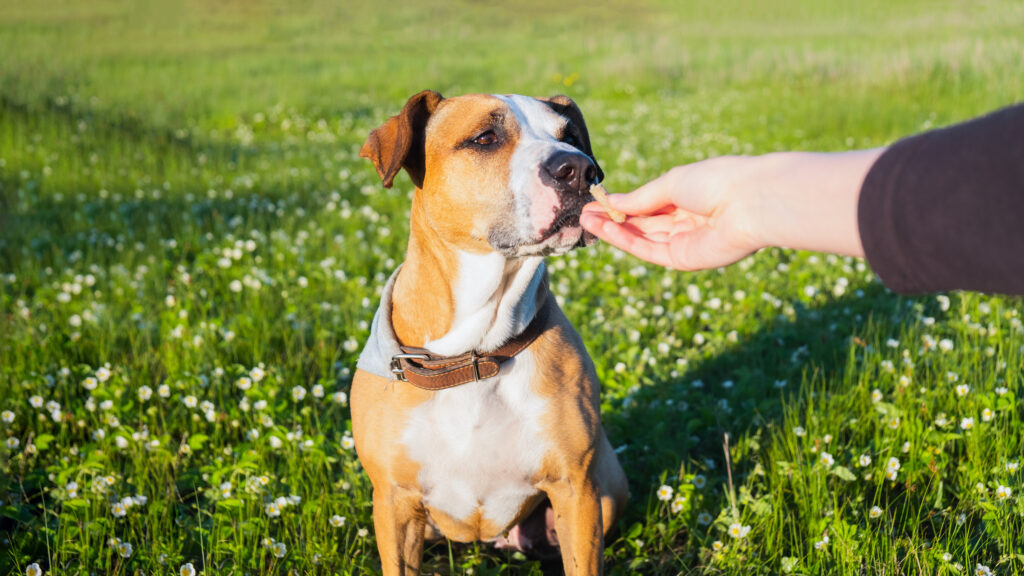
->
[539, 191, 595, 241]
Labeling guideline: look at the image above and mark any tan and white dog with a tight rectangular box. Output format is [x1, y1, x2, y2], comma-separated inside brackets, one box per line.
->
[352, 90, 628, 576]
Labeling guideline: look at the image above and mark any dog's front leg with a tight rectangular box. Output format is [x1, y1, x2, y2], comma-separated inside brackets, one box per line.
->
[546, 475, 605, 576]
[372, 486, 426, 576]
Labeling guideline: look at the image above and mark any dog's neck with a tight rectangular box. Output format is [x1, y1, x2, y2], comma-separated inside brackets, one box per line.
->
[391, 198, 546, 357]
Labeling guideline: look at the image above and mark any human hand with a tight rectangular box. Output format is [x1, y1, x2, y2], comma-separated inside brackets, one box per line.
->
[580, 150, 879, 269]
[579, 156, 764, 271]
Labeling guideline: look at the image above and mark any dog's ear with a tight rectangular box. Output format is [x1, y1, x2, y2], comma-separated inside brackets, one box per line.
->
[543, 95, 604, 182]
[360, 90, 444, 189]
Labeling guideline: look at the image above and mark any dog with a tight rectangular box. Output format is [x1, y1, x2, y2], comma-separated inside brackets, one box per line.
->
[351, 90, 629, 576]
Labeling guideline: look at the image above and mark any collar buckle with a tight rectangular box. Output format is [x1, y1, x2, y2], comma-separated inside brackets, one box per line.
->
[390, 353, 429, 382]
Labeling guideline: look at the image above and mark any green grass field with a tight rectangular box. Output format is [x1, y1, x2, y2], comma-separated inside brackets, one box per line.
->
[2, 0, 1023, 574]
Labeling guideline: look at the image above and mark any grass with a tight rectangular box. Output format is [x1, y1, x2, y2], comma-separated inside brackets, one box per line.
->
[1, 0, 1023, 574]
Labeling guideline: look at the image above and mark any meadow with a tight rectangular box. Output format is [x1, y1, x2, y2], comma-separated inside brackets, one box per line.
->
[1, 0, 1023, 574]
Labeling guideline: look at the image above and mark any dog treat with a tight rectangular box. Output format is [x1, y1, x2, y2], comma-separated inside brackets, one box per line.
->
[589, 183, 626, 223]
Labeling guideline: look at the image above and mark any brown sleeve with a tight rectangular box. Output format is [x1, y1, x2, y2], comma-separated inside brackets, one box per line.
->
[858, 102, 1024, 295]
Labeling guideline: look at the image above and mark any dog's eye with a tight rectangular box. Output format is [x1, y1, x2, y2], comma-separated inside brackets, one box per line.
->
[471, 130, 499, 146]
[562, 134, 579, 148]
[473, 131, 498, 146]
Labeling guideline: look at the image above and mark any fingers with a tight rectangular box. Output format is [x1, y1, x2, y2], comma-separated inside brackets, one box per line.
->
[601, 173, 678, 215]
[580, 211, 680, 268]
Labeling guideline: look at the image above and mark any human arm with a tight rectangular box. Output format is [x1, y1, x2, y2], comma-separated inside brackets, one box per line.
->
[580, 101, 1024, 295]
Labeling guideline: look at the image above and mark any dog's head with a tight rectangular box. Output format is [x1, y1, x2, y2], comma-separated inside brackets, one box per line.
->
[361, 91, 604, 257]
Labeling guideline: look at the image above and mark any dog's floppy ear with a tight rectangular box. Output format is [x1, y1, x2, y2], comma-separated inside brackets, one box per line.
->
[543, 94, 604, 182]
[360, 90, 444, 189]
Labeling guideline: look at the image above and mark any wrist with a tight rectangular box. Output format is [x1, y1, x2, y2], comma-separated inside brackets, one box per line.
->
[743, 150, 882, 257]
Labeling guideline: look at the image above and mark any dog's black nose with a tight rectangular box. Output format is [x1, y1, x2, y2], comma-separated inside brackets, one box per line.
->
[542, 151, 597, 194]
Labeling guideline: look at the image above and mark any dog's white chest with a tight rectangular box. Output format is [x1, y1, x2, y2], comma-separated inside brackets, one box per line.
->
[402, 351, 547, 531]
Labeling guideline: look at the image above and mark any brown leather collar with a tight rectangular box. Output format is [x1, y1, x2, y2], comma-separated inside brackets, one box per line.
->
[389, 302, 550, 391]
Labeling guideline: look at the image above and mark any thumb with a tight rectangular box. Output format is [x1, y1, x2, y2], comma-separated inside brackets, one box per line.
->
[605, 172, 677, 215]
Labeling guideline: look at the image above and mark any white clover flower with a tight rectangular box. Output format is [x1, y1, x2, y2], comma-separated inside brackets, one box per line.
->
[115, 436, 129, 449]
[942, 553, 952, 563]
[138, 386, 152, 401]
[711, 540, 724, 551]
[886, 457, 901, 472]
[254, 400, 267, 411]
[229, 280, 243, 293]
[180, 563, 196, 576]
[869, 506, 883, 519]
[859, 454, 872, 467]
[871, 389, 882, 402]
[995, 485, 1012, 500]
[1007, 462, 1019, 472]
[975, 563, 993, 576]
[938, 339, 954, 352]
[272, 541, 286, 558]
[793, 426, 806, 437]
[955, 384, 970, 397]
[261, 415, 274, 428]
[820, 452, 834, 467]
[265, 502, 281, 517]
[6, 437, 20, 449]
[66, 481, 79, 498]
[183, 395, 198, 408]
[30, 395, 44, 408]
[996, 386, 1008, 396]
[96, 367, 111, 382]
[899, 375, 911, 387]
[341, 435, 355, 450]
[357, 528, 369, 538]
[887, 416, 900, 430]
[269, 436, 282, 449]
[250, 367, 265, 382]
[671, 496, 686, 514]
[235, 377, 252, 391]
[981, 408, 993, 422]
[656, 485, 673, 501]
[330, 515, 346, 527]
[1, 410, 13, 424]
[333, 391, 348, 405]
[158, 384, 171, 398]
[312, 384, 325, 398]
[814, 534, 829, 550]
[27, 564, 42, 576]
[960, 417, 974, 431]
[291, 386, 306, 401]
[117, 541, 133, 558]
[693, 474, 707, 489]
[902, 441, 911, 453]
[727, 523, 751, 539]
[976, 483, 987, 494]
[697, 512, 712, 525]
